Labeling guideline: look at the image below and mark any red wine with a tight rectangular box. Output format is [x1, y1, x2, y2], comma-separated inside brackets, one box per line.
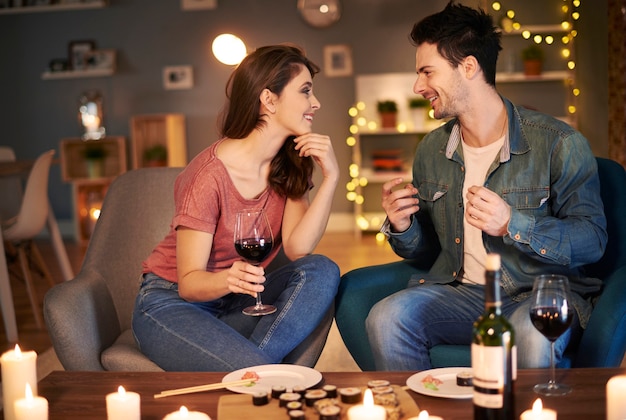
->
[235, 238, 273, 264]
[530, 307, 573, 342]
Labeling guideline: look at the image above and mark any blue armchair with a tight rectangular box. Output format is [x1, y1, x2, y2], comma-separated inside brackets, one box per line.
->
[335, 157, 626, 370]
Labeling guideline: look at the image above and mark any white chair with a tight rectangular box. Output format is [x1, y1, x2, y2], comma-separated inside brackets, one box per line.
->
[2, 149, 57, 329]
[0, 146, 22, 222]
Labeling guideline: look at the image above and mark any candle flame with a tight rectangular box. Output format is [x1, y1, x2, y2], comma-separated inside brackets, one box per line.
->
[532, 398, 543, 414]
[363, 388, 374, 407]
[418, 410, 430, 420]
[117, 385, 126, 396]
[14, 344, 22, 357]
[25, 383, 34, 401]
[179, 405, 189, 414]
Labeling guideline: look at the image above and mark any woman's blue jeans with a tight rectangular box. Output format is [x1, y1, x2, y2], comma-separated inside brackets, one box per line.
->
[132, 254, 339, 371]
[366, 281, 577, 371]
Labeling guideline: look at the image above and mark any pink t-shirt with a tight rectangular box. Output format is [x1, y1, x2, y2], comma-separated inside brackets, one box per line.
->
[142, 140, 287, 283]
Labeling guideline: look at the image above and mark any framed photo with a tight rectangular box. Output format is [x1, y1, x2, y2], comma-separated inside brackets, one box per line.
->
[181, 0, 217, 10]
[324, 44, 353, 77]
[85, 49, 116, 71]
[68, 40, 95, 70]
[163, 65, 194, 90]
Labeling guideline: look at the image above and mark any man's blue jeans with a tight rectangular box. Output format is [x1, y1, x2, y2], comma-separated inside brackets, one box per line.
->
[132, 254, 339, 371]
[366, 281, 575, 371]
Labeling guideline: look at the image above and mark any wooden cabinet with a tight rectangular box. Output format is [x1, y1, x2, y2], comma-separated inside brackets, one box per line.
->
[59, 136, 127, 244]
[130, 114, 187, 169]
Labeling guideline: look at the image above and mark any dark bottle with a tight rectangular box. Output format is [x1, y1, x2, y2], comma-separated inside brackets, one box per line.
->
[472, 253, 516, 420]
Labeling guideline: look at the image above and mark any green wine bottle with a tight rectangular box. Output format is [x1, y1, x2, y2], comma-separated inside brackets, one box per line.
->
[472, 253, 516, 420]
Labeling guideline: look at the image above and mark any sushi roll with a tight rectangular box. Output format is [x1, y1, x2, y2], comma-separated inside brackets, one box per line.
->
[251, 391, 269, 406]
[271, 385, 286, 399]
[456, 371, 473, 387]
[279, 392, 302, 407]
[338, 387, 362, 404]
[322, 384, 338, 398]
[304, 389, 328, 407]
[319, 405, 341, 420]
[288, 409, 306, 420]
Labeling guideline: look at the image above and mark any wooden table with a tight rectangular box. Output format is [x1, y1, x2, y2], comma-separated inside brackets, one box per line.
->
[0, 160, 74, 343]
[20, 368, 625, 419]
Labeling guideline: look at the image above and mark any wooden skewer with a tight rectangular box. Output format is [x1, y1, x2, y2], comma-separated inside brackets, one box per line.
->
[154, 378, 258, 399]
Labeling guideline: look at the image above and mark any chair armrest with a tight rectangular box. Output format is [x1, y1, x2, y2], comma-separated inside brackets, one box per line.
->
[43, 270, 121, 371]
[335, 259, 426, 370]
[575, 265, 626, 367]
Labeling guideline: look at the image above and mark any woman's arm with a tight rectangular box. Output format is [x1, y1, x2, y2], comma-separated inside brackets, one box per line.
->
[281, 133, 339, 260]
[176, 227, 266, 301]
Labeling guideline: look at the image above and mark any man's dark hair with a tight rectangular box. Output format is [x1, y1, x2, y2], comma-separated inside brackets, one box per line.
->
[410, 1, 501, 86]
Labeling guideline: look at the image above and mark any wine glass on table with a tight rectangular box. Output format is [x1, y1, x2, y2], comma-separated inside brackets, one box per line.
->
[234, 209, 276, 316]
[529, 274, 574, 396]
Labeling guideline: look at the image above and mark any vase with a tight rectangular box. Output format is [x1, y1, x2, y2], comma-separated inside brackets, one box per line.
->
[379, 112, 397, 129]
[523, 59, 542, 76]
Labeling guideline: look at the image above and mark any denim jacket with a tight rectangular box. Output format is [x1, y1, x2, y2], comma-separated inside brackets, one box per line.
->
[382, 96, 607, 327]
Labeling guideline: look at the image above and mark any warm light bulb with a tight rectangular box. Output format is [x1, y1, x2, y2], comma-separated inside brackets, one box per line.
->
[522, 30, 531, 39]
[346, 136, 356, 146]
[491, 2, 501, 12]
[212, 34, 247, 65]
[350, 124, 359, 134]
[348, 107, 358, 117]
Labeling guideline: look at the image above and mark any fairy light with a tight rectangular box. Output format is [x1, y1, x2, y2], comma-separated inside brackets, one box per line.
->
[492, 0, 581, 123]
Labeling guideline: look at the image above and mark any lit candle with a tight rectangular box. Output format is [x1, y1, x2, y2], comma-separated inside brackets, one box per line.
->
[406, 409, 444, 420]
[162, 405, 212, 420]
[607, 375, 626, 420]
[346, 388, 386, 420]
[14, 383, 48, 420]
[520, 398, 557, 420]
[105, 385, 141, 420]
[1, 344, 38, 420]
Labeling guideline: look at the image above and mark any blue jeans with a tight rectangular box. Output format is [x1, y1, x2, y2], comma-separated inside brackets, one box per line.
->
[366, 281, 576, 371]
[131, 254, 339, 371]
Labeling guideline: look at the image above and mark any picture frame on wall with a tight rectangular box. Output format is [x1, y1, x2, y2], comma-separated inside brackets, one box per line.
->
[324, 44, 353, 78]
[163, 66, 194, 90]
[68, 40, 95, 70]
[85, 49, 116, 72]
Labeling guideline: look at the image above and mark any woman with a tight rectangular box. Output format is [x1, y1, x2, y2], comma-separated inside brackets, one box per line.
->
[131, 44, 340, 371]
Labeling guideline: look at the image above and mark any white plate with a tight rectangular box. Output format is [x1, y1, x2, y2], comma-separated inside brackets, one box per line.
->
[406, 367, 473, 399]
[222, 364, 322, 395]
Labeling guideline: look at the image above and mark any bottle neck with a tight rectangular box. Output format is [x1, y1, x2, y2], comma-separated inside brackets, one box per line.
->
[484, 269, 502, 313]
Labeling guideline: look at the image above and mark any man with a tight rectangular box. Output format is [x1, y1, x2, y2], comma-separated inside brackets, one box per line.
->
[366, 1, 607, 370]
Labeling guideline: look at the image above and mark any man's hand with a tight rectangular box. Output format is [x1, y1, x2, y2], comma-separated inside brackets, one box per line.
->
[381, 178, 420, 233]
[465, 185, 511, 236]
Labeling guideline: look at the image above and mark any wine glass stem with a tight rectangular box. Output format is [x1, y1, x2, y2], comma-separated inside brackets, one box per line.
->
[549, 340, 556, 388]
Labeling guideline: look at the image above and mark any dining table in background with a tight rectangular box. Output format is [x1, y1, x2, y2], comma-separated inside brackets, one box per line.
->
[0, 159, 74, 343]
[22, 368, 626, 420]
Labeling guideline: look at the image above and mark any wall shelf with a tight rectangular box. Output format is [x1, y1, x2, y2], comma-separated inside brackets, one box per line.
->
[0, 1, 107, 15]
[496, 70, 572, 83]
[41, 67, 114, 80]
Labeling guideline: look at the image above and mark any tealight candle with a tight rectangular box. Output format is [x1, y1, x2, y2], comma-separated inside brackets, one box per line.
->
[14, 383, 48, 420]
[520, 398, 557, 420]
[1, 344, 38, 420]
[346, 388, 386, 420]
[406, 409, 444, 420]
[607, 375, 626, 420]
[105, 385, 141, 420]
[162, 405, 212, 420]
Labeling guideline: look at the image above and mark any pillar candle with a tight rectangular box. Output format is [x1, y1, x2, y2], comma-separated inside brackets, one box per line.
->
[162, 405, 211, 420]
[520, 398, 557, 420]
[607, 375, 626, 420]
[346, 389, 386, 420]
[106, 386, 141, 420]
[1, 345, 38, 420]
[407, 410, 444, 420]
[14, 383, 48, 420]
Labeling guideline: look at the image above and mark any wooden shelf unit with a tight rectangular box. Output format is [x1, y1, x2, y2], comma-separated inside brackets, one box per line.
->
[0, 0, 107, 15]
[59, 136, 127, 244]
[130, 114, 187, 169]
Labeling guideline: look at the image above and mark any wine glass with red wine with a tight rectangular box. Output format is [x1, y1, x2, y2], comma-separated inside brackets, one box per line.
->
[529, 274, 573, 396]
[234, 209, 276, 316]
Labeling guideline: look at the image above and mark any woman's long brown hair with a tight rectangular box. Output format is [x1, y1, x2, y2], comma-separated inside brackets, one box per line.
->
[218, 44, 320, 199]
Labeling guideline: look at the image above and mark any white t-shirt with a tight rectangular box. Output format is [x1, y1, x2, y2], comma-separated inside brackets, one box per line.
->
[460, 135, 505, 284]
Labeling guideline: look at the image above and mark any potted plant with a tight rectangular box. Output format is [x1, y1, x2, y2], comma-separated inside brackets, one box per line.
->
[143, 144, 168, 167]
[377, 100, 398, 129]
[83, 143, 107, 178]
[521, 44, 544, 76]
[408, 97, 430, 131]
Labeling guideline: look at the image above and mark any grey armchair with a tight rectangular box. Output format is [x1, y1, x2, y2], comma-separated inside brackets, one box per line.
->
[44, 167, 333, 371]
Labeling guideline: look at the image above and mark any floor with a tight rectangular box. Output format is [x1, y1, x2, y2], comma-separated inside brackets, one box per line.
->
[0, 231, 401, 372]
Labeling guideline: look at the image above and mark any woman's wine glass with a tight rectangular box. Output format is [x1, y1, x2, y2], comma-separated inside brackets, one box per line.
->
[234, 209, 276, 316]
[529, 274, 574, 396]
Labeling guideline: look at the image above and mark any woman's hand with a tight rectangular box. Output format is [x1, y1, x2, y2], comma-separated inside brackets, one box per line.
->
[293, 133, 339, 183]
[226, 260, 266, 298]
